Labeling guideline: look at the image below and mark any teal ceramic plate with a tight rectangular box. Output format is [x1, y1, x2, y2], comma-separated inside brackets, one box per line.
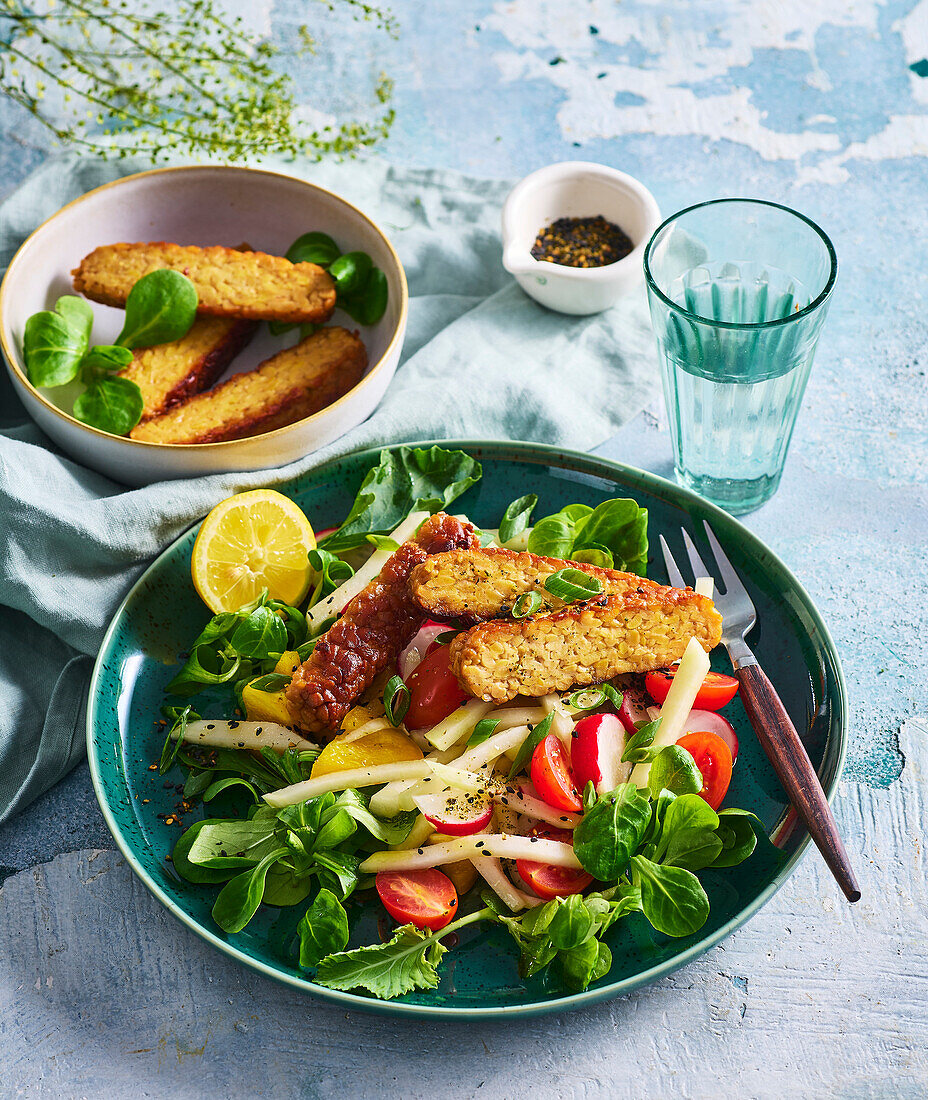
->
[87, 440, 847, 1019]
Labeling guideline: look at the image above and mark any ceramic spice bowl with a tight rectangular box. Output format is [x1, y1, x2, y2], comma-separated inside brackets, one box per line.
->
[0, 165, 408, 486]
[501, 161, 661, 315]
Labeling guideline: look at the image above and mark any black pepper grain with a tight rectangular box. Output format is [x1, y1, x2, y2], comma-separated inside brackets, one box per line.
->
[531, 215, 633, 268]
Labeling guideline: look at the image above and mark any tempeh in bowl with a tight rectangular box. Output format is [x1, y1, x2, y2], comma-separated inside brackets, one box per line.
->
[0, 166, 408, 485]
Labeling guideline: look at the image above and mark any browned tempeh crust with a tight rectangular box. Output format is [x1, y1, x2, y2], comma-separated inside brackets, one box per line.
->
[286, 514, 479, 736]
[120, 316, 257, 421]
[129, 326, 366, 444]
[73, 242, 336, 323]
[450, 587, 722, 703]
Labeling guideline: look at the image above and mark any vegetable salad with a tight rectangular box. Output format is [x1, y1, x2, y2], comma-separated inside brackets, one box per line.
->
[157, 445, 762, 1000]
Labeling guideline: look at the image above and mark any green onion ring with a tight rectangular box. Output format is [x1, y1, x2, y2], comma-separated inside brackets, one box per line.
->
[513, 591, 543, 618]
[543, 568, 604, 603]
[384, 674, 410, 726]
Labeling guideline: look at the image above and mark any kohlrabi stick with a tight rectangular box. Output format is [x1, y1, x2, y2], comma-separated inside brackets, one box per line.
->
[306, 510, 429, 632]
[630, 636, 711, 788]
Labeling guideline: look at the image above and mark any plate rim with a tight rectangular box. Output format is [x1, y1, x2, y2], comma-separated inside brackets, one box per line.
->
[86, 438, 849, 1019]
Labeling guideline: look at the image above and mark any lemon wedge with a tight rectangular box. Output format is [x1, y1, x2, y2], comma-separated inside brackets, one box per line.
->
[191, 489, 316, 613]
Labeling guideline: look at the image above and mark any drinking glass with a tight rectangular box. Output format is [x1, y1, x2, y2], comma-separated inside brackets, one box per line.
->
[644, 199, 837, 513]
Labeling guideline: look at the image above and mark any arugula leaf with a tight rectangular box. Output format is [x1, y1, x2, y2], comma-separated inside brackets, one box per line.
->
[320, 446, 481, 552]
[298, 889, 350, 967]
[631, 855, 710, 937]
[647, 745, 703, 799]
[573, 783, 652, 880]
[527, 497, 649, 576]
[498, 493, 537, 545]
[212, 846, 288, 933]
[507, 712, 554, 779]
[315, 923, 448, 998]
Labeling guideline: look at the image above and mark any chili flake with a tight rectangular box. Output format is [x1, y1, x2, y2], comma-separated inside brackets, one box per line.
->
[531, 215, 633, 268]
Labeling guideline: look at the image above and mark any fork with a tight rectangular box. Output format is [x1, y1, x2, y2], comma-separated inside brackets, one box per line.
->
[661, 521, 861, 903]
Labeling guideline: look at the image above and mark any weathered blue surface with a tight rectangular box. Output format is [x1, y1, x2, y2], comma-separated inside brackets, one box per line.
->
[1, 0, 926, 1094]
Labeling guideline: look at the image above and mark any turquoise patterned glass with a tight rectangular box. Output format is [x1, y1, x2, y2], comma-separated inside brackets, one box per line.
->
[644, 199, 837, 514]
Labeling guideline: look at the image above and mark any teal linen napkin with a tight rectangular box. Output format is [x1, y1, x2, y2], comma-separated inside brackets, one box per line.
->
[0, 154, 660, 822]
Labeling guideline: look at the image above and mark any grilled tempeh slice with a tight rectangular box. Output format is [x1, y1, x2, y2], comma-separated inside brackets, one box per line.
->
[450, 587, 722, 703]
[410, 546, 659, 622]
[73, 242, 336, 323]
[120, 315, 257, 421]
[129, 326, 366, 444]
[286, 514, 479, 736]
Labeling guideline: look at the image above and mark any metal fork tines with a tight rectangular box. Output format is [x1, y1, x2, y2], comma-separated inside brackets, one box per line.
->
[661, 521, 861, 904]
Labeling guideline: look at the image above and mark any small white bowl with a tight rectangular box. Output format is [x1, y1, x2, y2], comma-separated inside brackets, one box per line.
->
[0, 165, 408, 486]
[501, 161, 661, 315]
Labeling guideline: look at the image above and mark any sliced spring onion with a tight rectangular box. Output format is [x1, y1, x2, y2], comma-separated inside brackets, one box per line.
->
[513, 591, 543, 618]
[383, 674, 410, 726]
[543, 567, 604, 603]
[506, 712, 554, 779]
[695, 576, 714, 598]
[566, 683, 624, 712]
[359, 832, 583, 874]
[366, 534, 400, 552]
[466, 718, 501, 747]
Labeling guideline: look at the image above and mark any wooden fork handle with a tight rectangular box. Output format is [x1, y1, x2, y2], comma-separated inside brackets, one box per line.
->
[734, 663, 861, 903]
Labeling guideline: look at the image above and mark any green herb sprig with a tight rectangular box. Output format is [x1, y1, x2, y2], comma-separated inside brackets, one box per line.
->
[0, 0, 396, 162]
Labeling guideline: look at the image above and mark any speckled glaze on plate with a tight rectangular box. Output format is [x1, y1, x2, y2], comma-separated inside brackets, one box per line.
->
[87, 440, 848, 1019]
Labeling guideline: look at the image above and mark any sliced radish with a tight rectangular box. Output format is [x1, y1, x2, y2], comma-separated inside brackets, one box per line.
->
[398, 621, 449, 680]
[571, 713, 630, 795]
[682, 709, 739, 762]
[613, 676, 652, 733]
[413, 791, 493, 836]
[315, 526, 339, 542]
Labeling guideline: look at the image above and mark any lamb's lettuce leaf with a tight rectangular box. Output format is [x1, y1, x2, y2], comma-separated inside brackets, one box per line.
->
[527, 497, 648, 575]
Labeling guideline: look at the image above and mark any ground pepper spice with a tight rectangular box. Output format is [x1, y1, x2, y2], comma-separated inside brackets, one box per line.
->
[531, 215, 633, 268]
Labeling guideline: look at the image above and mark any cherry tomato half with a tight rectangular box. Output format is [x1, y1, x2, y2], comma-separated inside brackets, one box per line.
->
[645, 667, 739, 711]
[530, 733, 583, 813]
[676, 731, 733, 810]
[516, 827, 594, 901]
[404, 644, 469, 729]
[375, 868, 458, 931]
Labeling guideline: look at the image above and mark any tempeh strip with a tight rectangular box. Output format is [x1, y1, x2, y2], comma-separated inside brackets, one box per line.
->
[409, 546, 662, 622]
[73, 241, 336, 323]
[451, 590, 722, 704]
